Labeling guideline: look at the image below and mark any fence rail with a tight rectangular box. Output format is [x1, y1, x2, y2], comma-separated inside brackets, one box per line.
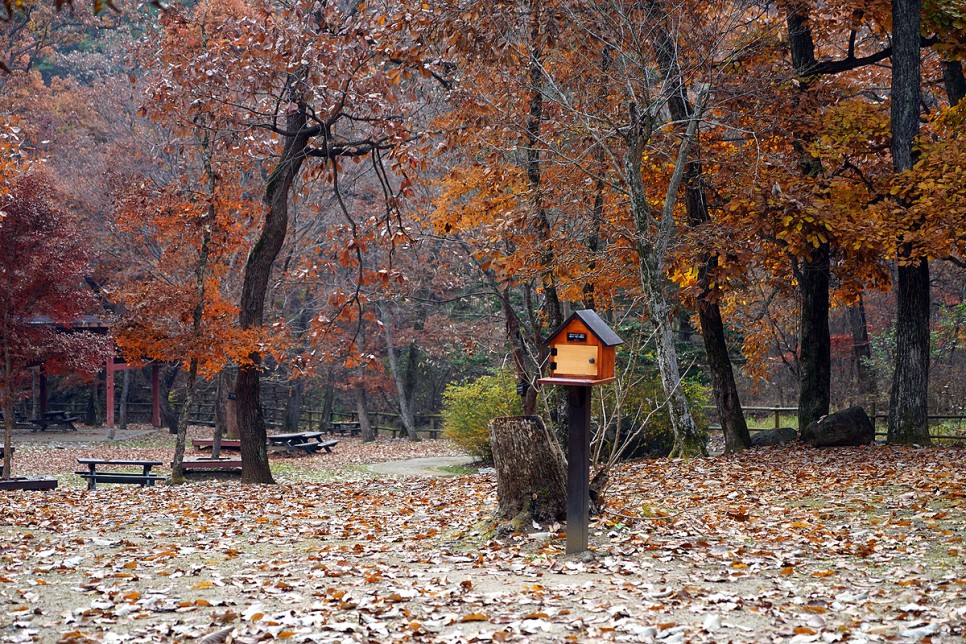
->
[708, 406, 966, 442]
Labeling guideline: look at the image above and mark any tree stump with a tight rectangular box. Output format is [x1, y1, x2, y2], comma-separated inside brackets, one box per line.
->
[489, 416, 567, 522]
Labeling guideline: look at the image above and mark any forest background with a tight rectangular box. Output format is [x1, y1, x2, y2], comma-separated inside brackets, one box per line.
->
[1, 0, 964, 481]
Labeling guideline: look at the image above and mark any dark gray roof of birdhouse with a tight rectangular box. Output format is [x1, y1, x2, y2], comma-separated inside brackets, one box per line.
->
[550, 310, 623, 346]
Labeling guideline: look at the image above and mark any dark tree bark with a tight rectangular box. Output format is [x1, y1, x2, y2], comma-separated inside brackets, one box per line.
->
[403, 341, 419, 417]
[888, 262, 930, 443]
[525, 13, 562, 333]
[797, 244, 831, 430]
[85, 380, 99, 426]
[236, 80, 310, 484]
[3, 331, 13, 479]
[318, 379, 334, 433]
[888, 0, 931, 445]
[786, 6, 832, 432]
[582, 46, 611, 310]
[158, 363, 180, 435]
[381, 307, 418, 440]
[212, 367, 232, 458]
[651, 7, 750, 452]
[942, 60, 966, 107]
[355, 384, 375, 442]
[848, 295, 877, 400]
[282, 298, 311, 432]
[500, 291, 538, 415]
[282, 378, 304, 432]
[489, 416, 567, 522]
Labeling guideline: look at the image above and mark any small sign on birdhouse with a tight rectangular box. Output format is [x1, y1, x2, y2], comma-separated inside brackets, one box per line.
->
[538, 310, 622, 386]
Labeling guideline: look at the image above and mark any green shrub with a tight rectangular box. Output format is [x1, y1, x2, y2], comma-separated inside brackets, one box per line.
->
[441, 370, 522, 463]
[600, 375, 711, 459]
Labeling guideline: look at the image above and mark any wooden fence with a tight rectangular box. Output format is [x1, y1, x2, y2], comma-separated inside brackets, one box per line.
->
[709, 405, 966, 442]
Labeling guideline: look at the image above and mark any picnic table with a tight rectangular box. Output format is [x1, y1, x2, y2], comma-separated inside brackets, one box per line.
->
[329, 421, 361, 436]
[192, 438, 241, 451]
[31, 410, 79, 432]
[75, 458, 166, 490]
[268, 432, 338, 454]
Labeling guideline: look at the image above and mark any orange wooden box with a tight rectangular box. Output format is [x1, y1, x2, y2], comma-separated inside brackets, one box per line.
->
[538, 310, 622, 386]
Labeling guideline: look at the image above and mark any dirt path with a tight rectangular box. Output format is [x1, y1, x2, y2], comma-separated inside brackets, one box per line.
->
[366, 455, 475, 477]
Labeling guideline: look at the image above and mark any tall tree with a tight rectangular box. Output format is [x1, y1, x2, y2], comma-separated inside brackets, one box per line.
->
[0, 172, 112, 479]
[888, 0, 930, 444]
[649, 0, 750, 453]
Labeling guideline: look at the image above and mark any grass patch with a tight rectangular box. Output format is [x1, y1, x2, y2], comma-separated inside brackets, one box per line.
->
[437, 463, 480, 475]
[746, 413, 798, 430]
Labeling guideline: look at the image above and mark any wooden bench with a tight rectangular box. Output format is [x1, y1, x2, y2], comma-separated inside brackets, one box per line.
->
[268, 432, 339, 454]
[329, 421, 360, 436]
[286, 440, 339, 454]
[75, 459, 166, 490]
[31, 411, 79, 432]
[179, 458, 242, 473]
[192, 439, 241, 451]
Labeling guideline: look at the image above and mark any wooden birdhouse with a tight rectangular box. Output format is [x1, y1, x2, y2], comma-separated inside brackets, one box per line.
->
[539, 310, 622, 386]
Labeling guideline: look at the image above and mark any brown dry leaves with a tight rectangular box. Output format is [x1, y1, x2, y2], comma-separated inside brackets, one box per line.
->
[7, 426, 462, 479]
[0, 441, 964, 642]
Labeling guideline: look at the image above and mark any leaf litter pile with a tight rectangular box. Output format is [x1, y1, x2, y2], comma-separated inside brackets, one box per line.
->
[1, 440, 964, 643]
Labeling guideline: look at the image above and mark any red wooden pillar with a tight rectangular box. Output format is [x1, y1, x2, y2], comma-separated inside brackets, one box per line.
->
[151, 364, 161, 427]
[105, 358, 115, 428]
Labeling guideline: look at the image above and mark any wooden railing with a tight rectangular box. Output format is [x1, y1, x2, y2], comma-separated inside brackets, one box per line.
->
[707, 405, 966, 442]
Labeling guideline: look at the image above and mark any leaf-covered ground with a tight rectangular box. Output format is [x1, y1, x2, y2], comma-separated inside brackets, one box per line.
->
[1, 432, 964, 642]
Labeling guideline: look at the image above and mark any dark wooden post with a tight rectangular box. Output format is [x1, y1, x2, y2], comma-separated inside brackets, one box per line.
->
[537, 310, 623, 554]
[105, 358, 115, 428]
[566, 385, 592, 554]
[39, 367, 48, 417]
[151, 364, 161, 427]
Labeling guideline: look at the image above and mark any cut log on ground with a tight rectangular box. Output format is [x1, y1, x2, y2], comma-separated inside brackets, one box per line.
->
[489, 416, 567, 522]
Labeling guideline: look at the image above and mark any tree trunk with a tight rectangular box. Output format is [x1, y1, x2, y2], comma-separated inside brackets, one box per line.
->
[650, 10, 749, 452]
[525, 8, 562, 333]
[283, 378, 304, 432]
[644, 276, 707, 457]
[888, 0, 930, 445]
[500, 292, 538, 415]
[698, 298, 749, 453]
[382, 309, 418, 440]
[888, 262, 930, 443]
[236, 82, 310, 484]
[848, 295, 877, 401]
[3, 330, 13, 480]
[942, 60, 966, 107]
[403, 341, 419, 417]
[318, 380, 333, 433]
[158, 363, 180, 435]
[489, 416, 567, 522]
[784, 7, 834, 435]
[225, 391, 239, 440]
[626, 95, 707, 458]
[355, 384, 375, 442]
[212, 368, 232, 459]
[170, 359, 198, 485]
[797, 244, 831, 430]
[85, 381, 99, 426]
